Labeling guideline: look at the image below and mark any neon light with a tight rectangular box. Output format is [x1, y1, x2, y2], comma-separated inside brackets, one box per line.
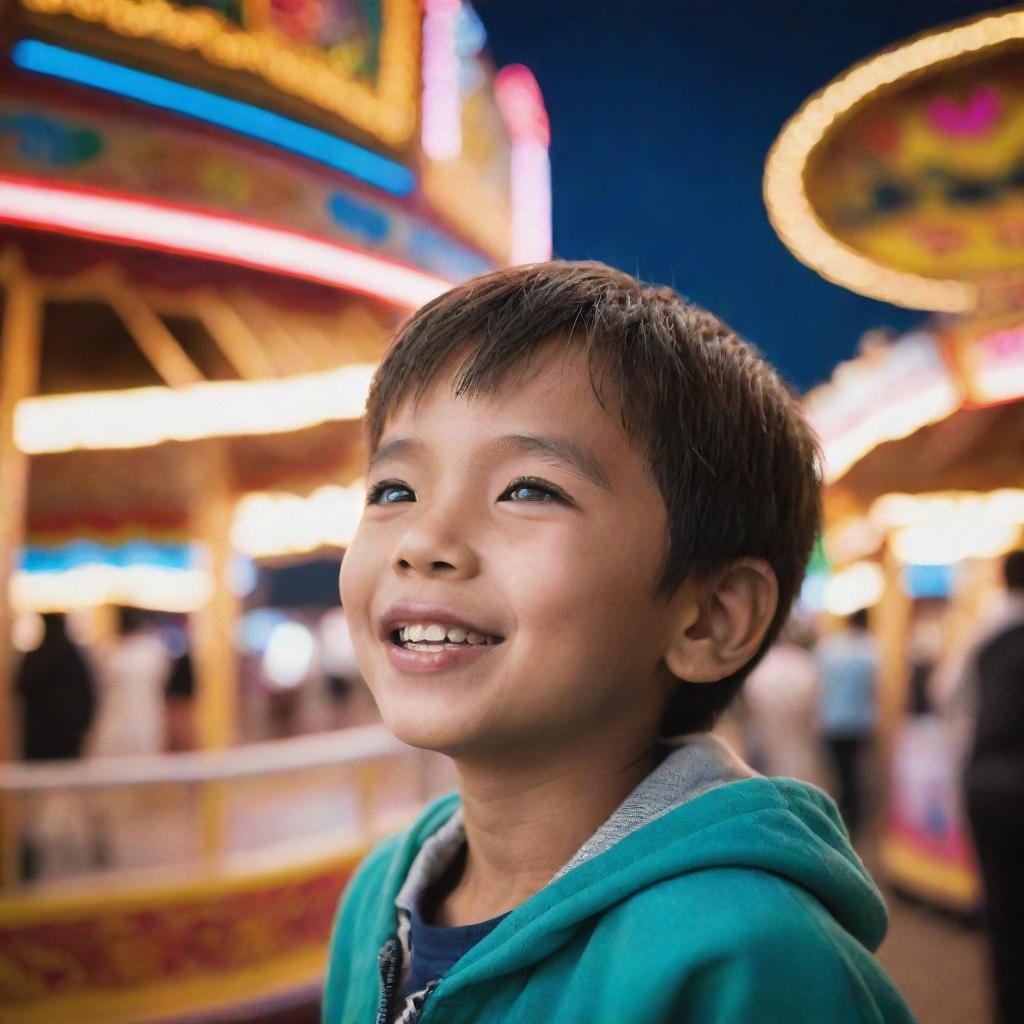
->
[421, 0, 462, 161]
[495, 64, 552, 263]
[0, 175, 451, 308]
[16, 361, 378, 453]
[12, 40, 416, 196]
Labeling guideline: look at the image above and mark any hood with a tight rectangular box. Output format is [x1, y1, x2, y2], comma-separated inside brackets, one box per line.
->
[384, 734, 887, 989]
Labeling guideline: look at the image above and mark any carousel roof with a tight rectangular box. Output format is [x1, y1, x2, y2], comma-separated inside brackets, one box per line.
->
[765, 7, 1024, 314]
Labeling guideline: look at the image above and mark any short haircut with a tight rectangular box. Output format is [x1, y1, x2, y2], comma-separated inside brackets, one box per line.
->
[1005, 550, 1024, 591]
[364, 261, 821, 734]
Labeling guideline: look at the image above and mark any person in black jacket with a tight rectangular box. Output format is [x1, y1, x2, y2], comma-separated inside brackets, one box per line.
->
[966, 550, 1024, 1024]
[15, 612, 96, 761]
[15, 612, 97, 879]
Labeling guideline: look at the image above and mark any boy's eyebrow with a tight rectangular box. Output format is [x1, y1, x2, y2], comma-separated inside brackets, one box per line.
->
[368, 436, 425, 472]
[490, 434, 613, 491]
[369, 433, 613, 491]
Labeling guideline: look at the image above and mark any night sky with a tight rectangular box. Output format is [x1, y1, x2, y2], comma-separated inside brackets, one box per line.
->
[473, 0, 1003, 391]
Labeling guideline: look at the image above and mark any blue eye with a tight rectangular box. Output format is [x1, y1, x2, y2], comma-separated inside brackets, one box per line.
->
[501, 476, 569, 504]
[367, 481, 415, 505]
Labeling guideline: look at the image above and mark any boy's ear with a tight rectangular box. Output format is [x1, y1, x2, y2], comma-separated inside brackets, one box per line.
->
[664, 559, 779, 683]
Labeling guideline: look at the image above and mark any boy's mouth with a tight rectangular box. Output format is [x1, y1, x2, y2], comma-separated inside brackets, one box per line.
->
[380, 602, 505, 656]
[389, 622, 504, 652]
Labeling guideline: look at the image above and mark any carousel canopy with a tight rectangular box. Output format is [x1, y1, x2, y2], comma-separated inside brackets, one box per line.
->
[765, 7, 1024, 314]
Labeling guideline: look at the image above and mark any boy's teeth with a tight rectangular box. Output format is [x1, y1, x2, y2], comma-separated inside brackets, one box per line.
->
[397, 623, 493, 644]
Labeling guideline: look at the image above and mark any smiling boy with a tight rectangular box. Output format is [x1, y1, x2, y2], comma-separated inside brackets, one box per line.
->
[324, 262, 913, 1023]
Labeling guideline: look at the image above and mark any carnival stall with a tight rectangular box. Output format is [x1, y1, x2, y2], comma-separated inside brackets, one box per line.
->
[0, 0, 550, 1018]
[765, 7, 1024, 914]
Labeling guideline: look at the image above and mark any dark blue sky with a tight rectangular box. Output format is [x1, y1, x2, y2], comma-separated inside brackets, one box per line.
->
[473, 0, 1000, 391]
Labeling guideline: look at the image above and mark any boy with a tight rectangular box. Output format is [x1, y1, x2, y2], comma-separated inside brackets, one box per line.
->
[325, 262, 913, 1023]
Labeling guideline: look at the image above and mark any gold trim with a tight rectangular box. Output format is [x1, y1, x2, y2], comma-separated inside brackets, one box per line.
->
[3, 944, 325, 1024]
[0, 841, 366, 926]
[17, 0, 420, 146]
[763, 9, 1024, 313]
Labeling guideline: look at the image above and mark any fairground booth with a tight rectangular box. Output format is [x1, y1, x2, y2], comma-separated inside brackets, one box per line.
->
[0, 0, 550, 1019]
[765, 8, 1024, 915]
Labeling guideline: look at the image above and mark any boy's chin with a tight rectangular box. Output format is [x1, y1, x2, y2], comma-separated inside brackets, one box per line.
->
[377, 703, 495, 758]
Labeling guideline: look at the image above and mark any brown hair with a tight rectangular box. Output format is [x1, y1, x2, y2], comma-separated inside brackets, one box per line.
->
[364, 261, 821, 734]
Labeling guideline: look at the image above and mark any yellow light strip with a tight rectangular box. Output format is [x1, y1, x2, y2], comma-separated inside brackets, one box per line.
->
[869, 488, 1024, 565]
[232, 481, 366, 558]
[18, 0, 420, 146]
[813, 378, 961, 483]
[15, 362, 376, 453]
[763, 10, 1024, 312]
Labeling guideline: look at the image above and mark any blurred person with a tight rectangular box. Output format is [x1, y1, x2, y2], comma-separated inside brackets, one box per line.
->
[816, 607, 879, 837]
[741, 616, 824, 786]
[15, 613, 97, 879]
[164, 649, 196, 752]
[905, 599, 945, 717]
[959, 551, 1024, 1024]
[15, 612, 96, 762]
[91, 606, 170, 757]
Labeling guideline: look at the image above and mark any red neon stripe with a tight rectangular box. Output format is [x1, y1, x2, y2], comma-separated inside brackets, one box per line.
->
[0, 173, 452, 309]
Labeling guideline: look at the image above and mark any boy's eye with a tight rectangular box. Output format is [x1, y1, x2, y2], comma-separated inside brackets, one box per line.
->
[366, 480, 415, 505]
[500, 476, 570, 504]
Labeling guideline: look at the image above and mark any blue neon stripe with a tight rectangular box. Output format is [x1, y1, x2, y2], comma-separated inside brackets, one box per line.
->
[11, 39, 415, 197]
[20, 540, 197, 574]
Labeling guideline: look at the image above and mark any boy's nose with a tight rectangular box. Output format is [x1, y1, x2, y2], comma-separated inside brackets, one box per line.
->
[392, 529, 480, 580]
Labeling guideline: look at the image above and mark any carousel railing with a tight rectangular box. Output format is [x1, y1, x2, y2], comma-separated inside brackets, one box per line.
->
[0, 724, 451, 891]
[0, 727, 451, 1022]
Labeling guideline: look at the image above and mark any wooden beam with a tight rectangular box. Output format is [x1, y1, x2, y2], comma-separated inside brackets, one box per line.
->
[233, 296, 323, 373]
[110, 288, 205, 388]
[195, 293, 277, 380]
[0, 257, 42, 888]
[190, 442, 239, 863]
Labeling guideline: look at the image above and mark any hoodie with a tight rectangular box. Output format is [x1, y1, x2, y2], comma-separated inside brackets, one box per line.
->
[323, 735, 914, 1023]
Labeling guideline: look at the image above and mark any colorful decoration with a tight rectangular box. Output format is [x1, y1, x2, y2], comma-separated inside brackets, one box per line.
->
[0, 111, 103, 167]
[13, 40, 415, 195]
[881, 718, 979, 913]
[16, 0, 417, 146]
[764, 8, 1024, 313]
[0, 851, 360, 1022]
[809, 57, 1024, 285]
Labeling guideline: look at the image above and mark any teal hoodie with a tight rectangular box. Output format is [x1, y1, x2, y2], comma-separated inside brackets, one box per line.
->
[323, 735, 914, 1023]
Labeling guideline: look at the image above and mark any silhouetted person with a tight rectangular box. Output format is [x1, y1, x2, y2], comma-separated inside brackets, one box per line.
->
[16, 613, 96, 761]
[15, 613, 97, 879]
[965, 550, 1024, 1024]
[816, 607, 878, 837]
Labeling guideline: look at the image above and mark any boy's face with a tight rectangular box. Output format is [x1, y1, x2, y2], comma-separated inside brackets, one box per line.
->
[340, 346, 690, 758]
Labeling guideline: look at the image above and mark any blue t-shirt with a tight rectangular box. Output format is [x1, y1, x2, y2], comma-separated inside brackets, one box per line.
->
[402, 905, 508, 997]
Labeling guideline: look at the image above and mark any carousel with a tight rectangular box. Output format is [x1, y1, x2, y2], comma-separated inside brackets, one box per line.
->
[0, 0, 550, 1019]
[765, 7, 1024, 913]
